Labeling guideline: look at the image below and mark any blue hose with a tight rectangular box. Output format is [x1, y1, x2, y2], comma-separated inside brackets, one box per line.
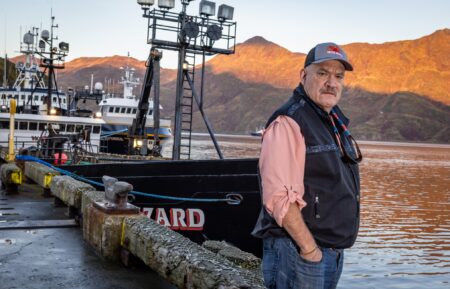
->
[16, 155, 237, 203]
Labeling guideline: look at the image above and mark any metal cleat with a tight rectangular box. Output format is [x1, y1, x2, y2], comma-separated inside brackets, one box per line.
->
[93, 175, 139, 214]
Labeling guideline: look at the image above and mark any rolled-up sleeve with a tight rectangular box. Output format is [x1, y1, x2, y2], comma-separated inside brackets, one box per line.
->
[259, 115, 307, 227]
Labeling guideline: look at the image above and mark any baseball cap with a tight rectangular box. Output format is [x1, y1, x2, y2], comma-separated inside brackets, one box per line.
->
[304, 42, 353, 71]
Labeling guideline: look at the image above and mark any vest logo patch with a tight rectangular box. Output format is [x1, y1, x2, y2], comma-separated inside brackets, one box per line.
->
[306, 144, 338, 154]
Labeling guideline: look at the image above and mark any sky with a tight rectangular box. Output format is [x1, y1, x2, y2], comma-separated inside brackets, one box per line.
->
[1, 0, 449, 69]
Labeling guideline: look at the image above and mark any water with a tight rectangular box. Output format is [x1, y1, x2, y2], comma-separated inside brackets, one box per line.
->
[165, 135, 450, 289]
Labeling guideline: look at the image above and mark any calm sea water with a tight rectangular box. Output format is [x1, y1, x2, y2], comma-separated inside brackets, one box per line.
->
[164, 135, 450, 289]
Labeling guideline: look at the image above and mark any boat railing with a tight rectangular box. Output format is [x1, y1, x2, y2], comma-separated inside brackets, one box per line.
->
[0, 135, 100, 164]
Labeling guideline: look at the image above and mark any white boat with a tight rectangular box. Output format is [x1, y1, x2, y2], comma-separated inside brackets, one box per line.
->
[0, 113, 104, 158]
[0, 33, 69, 115]
[0, 18, 104, 163]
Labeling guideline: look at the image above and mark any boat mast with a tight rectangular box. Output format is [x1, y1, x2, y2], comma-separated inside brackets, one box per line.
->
[35, 13, 69, 115]
[2, 16, 6, 88]
[46, 16, 56, 114]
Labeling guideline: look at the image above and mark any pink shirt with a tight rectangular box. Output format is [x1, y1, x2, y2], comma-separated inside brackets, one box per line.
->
[259, 115, 307, 226]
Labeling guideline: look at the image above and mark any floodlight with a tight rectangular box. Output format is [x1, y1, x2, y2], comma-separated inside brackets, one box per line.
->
[59, 42, 69, 51]
[94, 111, 102, 118]
[134, 139, 144, 148]
[137, 0, 155, 6]
[182, 61, 189, 71]
[199, 0, 215, 17]
[23, 32, 34, 45]
[206, 24, 222, 41]
[182, 21, 200, 38]
[50, 108, 57, 115]
[218, 4, 233, 21]
[41, 30, 50, 41]
[158, 0, 175, 9]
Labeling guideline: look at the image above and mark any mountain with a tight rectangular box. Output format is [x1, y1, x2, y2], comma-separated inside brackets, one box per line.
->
[5, 29, 450, 143]
[207, 36, 305, 89]
[8, 55, 178, 92]
[339, 88, 450, 143]
[59, 55, 178, 91]
[208, 29, 450, 105]
[343, 29, 450, 105]
[187, 74, 450, 143]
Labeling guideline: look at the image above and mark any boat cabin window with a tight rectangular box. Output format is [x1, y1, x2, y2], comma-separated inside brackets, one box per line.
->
[132, 108, 137, 114]
[21, 95, 25, 100]
[34, 95, 39, 101]
[126, 108, 131, 114]
[7, 95, 12, 99]
[53, 97, 57, 103]
[14, 95, 18, 99]
[115, 107, 120, 113]
[14, 121, 18, 129]
[40, 96, 44, 101]
[38, 122, 47, 131]
[19, 121, 28, 130]
[66, 124, 75, 132]
[75, 124, 83, 132]
[63, 99, 66, 104]
[28, 95, 31, 100]
[59, 124, 66, 131]
[120, 107, 126, 113]
[148, 109, 153, 115]
[109, 107, 114, 113]
[93, 126, 100, 134]
[1, 94, 5, 99]
[0, 121, 8, 129]
[29, 122, 38, 130]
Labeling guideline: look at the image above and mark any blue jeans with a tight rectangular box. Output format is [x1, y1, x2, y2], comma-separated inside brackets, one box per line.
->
[262, 237, 344, 289]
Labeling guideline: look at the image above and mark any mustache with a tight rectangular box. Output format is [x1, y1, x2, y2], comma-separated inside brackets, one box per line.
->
[320, 88, 337, 96]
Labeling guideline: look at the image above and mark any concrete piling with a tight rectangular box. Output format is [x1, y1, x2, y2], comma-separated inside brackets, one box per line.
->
[24, 161, 59, 188]
[6, 162, 265, 289]
[50, 175, 95, 209]
[122, 217, 265, 288]
[0, 163, 23, 194]
[24, 161, 60, 196]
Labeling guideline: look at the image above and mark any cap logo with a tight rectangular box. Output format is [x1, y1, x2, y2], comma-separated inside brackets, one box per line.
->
[326, 45, 343, 57]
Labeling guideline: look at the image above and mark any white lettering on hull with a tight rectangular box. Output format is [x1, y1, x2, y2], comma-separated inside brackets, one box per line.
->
[141, 207, 205, 231]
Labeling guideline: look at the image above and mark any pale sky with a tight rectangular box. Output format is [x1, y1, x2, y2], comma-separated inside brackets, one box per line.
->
[1, 0, 449, 68]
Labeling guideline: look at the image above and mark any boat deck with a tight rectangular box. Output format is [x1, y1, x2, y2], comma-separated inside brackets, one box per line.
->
[0, 183, 176, 289]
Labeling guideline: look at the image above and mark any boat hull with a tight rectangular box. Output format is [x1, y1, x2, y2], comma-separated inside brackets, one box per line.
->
[62, 158, 262, 256]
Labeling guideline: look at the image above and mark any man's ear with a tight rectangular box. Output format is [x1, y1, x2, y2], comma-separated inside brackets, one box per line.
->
[300, 68, 307, 84]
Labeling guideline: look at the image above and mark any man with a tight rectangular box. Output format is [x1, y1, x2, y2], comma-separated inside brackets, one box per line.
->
[252, 42, 362, 289]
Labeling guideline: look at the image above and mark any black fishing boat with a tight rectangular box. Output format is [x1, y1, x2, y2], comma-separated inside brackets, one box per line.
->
[62, 158, 263, 256]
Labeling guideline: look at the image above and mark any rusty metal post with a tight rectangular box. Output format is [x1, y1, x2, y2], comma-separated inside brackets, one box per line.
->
[7, 99, 16, 162]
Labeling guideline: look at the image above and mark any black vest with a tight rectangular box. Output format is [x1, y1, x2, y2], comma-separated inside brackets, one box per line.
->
[252, 85, 360, 249]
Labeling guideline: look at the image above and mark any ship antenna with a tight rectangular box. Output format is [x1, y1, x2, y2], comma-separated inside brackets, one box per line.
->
[3, 14, 7, 88]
